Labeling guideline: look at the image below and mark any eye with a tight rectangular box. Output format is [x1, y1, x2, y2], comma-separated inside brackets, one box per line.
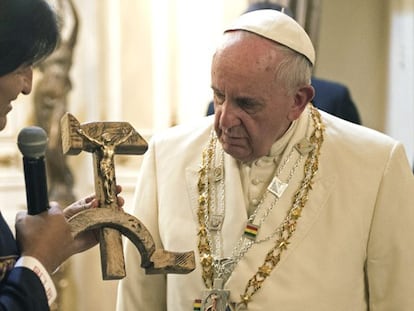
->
[237, 98, 261, 114]
[14, 64, 32, 74]
[213, 91, 225, 105]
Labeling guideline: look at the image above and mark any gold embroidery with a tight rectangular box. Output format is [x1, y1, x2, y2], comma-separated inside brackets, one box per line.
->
[0, 256, 18, 281]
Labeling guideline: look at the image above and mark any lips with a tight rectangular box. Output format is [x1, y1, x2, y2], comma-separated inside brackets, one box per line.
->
[0, 103, 12, 115]
[225, 134, 244, 139]
[5, 103, 12, 114]
[221, 134, 245, 147]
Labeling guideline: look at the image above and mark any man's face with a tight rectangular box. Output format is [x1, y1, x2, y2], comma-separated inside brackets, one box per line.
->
[212, 32, 302, 163]
[0, 65, 32, 130]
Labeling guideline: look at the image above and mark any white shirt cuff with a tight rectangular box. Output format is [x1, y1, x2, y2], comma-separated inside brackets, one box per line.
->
[15, 256, 57, 306]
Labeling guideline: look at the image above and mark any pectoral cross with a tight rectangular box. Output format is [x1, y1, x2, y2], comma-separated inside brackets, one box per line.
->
[61, 113, 195, 279]
[202, 279, 230, 311]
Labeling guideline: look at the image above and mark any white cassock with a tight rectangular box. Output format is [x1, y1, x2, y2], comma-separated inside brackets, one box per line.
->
[117, 105, 414, 311]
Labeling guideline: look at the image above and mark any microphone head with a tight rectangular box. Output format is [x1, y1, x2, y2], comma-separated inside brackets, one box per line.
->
[17, 126, 48, 158]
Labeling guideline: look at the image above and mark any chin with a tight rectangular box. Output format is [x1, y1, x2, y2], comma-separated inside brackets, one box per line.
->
[223, 146, 250, 162]
[0, 118, 7, 131]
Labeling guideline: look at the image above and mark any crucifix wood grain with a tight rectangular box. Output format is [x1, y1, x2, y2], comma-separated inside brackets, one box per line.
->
[60, 113, 195, 280]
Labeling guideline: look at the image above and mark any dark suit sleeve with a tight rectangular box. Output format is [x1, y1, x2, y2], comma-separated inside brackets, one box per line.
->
[311, 77, 362, 125]
[0, 267, 49, 311]
[333, 87, 361, 125]
[206, 101, 215, 116]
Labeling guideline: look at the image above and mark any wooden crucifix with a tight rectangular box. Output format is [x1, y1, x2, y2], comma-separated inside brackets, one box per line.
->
[60, 113, 195, 280]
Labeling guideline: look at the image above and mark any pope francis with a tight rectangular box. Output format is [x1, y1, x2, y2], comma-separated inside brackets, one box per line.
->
[116, 9, 414, 311]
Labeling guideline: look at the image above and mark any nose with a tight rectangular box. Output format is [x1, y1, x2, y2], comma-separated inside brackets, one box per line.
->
[217, 101, 241, 130]
[20, 66, 33, 95]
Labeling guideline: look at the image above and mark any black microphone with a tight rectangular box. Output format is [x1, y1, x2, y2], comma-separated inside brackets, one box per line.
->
[17, 126, 50, 215]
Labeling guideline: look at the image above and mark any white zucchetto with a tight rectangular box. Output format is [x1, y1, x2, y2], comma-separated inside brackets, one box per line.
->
[224, 9, 315, 65]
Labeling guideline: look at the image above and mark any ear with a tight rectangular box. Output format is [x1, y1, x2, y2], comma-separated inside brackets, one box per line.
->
[20, 66, 33, 95]
[288, 85, 315, 121]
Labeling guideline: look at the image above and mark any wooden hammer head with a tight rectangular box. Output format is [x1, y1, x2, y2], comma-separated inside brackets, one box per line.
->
[60, 112, 148, 155]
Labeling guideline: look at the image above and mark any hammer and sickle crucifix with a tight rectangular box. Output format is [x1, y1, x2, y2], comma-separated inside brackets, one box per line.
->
[60, 113, 195, 280]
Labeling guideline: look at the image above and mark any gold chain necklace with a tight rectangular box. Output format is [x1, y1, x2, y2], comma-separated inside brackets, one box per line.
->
[196, 106, 324, 310]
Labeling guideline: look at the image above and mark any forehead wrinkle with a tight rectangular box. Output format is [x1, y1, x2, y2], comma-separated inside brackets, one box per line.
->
[212, 32, 286, 101]
[220, 33, 280, 76]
